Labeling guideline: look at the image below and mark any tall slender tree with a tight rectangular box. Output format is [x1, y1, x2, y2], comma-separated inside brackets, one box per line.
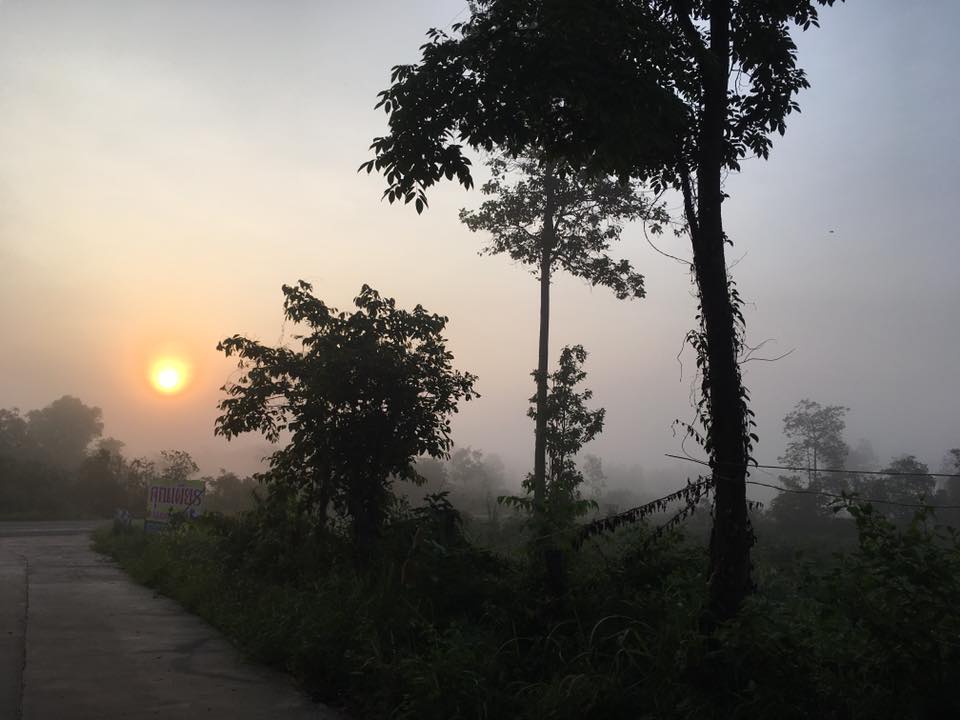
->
[364, 0, 844, 620]
[459, 153, 658, 527]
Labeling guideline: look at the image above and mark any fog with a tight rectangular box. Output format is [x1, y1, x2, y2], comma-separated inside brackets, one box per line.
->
[1, 0, 957, 491]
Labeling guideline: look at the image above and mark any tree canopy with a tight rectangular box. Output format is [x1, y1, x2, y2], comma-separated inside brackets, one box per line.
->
[460, 154, 661, 298]
[364, 0, 840, 208]
[24, 395, 104, 470]
[215, 281, 478, 550]
[366, 0, 845, 619]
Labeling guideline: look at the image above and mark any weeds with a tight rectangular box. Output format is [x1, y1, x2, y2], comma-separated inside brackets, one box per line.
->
[94, 500, 960, 719]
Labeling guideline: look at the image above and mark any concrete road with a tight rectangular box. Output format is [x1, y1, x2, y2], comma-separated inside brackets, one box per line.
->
[0, 522, 343, 719]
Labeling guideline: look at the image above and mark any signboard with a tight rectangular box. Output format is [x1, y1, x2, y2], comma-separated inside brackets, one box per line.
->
[144, 481, 205, 533]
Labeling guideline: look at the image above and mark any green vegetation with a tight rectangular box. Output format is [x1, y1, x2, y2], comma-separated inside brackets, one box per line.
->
[459, 152, 657, 561]
[365, 0, 849, 619]
[95, 497, 960, 719]
[214, 281, 478, 556]
[91, 275, 960, 717]
[0, 397, 257, 519]
[71, 3, 960, 715]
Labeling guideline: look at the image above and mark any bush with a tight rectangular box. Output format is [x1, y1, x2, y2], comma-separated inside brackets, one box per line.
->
[95, 499, 960, 720]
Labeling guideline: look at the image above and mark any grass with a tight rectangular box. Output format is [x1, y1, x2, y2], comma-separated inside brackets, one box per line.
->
[94, 504, 960, 720]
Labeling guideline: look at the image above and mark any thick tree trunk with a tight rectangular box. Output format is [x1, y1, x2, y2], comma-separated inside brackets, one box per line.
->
[694, 0, 753, 624]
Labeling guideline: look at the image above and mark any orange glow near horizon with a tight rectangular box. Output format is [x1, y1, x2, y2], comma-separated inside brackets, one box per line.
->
[149, 357, 190, 395]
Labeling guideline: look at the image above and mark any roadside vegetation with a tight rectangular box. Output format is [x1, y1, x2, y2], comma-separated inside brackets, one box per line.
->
[95, 493, 960, 719]
[0, 398, 257, 520]
[93, 277, 960, 719]
[18, 1, 960, 716]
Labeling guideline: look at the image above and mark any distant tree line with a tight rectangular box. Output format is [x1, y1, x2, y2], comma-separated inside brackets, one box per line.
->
[0, 396, 257, 519]
[766, 398, 960, 532]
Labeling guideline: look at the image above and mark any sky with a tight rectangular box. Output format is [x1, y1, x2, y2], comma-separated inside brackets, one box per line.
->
[1, 0, 958, 493]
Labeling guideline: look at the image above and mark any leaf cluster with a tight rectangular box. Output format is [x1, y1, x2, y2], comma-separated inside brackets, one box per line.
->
[460, 154, 665, 298]
[503, 346, 605, 532]
[215, 282, 478, 535]
[364, 0, 843, 208]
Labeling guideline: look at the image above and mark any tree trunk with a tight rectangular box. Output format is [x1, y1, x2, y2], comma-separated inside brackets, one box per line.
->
[534, 163, 565, 594]
[694, 0, 753, 624]
[532, 162, 556, 519]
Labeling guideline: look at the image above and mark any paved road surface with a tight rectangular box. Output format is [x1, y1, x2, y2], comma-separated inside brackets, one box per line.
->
[0, 522, 343, 719]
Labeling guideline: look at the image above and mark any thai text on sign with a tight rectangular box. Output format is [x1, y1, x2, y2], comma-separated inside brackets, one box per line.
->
[146, 480, 205, 523]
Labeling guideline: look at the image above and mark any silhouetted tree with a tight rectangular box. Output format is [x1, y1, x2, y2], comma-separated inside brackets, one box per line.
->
[768, 399, 849, 525]
[365, 0, 845, 620]
[215, 282, 478, 557]
[75, 448, 127, 517]
[781, 400, 849, 472]
[855, 455, 935, 523]
[204, 470, 258, 515]
[156, 449, 199, 484]
[504, 345, 604, 590]
[445, 447, 507, 521]
[537, 346, 604, 522]
[1, 400, 105, 516]
[96, 437, 126, 459]
[460, 153, 656, 532]
[26, 396, 103, 470]
[0, 408, 31, 459]
[940, 449, 960, 526]
[847, 438, 880, 472]
[581, 453, 606, 501]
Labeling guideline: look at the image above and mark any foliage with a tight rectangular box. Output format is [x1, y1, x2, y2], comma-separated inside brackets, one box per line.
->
[157, 449, 199, 483]
[364, 0, 846, 620]
[460, 154, 661, 299]
[504, 346, 604, 529]
[215, 281, 478, 553]
[534, 346, 604, 527]
[363, 0, 842, 207]
[97, 489, 960, 720]
[0, 397, 157, 518]
[944, 448, 960, 502]
[719, 502, 960, 719]
[459, 152, 656, 572]
[781, 399, 850, 471]
[23, 395, 104, 469]
[202, 470, 259, 515]
[853, 455, 935, 523]
[768, 399, 850, 524]
[446, 447, 508, 523]
[0, 397, 103, 471]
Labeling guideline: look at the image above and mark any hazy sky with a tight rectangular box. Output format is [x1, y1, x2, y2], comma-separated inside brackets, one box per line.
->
[1, 0, 957, 490]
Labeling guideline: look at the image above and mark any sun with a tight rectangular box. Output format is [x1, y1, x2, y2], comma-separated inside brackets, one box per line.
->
[150, 358, 189, 395]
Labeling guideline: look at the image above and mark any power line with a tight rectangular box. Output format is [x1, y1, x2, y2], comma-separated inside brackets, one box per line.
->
[743, 478, 960, 510]
[471, 452, 960, 554]
[664, 453, 960, 480]
[665, 453, 960, 510]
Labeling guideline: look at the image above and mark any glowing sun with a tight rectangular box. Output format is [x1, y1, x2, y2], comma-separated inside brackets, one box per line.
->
[150, 358, 190, 395]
